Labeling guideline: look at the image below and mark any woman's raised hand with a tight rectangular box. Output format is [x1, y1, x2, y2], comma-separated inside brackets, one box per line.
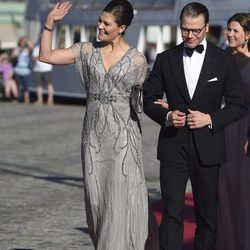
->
[46, 1, 72, 25]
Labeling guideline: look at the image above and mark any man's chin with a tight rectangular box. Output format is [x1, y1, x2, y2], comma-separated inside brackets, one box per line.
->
[185, 43, 198, 48]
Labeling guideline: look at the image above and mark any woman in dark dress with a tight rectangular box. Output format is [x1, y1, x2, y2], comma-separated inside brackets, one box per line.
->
[216, 13, 250, 250]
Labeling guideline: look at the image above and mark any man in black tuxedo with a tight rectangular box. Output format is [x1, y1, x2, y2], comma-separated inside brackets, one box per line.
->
[143, 2, 246, 250]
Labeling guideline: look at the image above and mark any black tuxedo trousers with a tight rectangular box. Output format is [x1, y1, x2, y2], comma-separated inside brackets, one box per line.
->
[159, 128, 220, 250]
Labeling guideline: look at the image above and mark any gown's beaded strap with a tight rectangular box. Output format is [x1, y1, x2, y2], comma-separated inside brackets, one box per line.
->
[88, 92, 129, 104]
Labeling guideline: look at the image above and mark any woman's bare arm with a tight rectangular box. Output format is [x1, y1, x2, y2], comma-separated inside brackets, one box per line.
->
[39, 1, 75, 65]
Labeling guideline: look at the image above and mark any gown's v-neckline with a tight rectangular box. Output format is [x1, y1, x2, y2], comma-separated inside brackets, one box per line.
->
[98, 47, 133, 75]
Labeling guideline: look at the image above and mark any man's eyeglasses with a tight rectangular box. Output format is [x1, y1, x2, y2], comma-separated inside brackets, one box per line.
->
[180, 24, 206, 36]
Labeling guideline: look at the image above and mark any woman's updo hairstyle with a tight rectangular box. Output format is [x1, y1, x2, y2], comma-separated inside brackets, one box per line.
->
[103, 0, 134, 35]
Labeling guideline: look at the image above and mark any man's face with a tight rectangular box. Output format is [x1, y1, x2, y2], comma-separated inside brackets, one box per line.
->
[180, 14, 209, 48]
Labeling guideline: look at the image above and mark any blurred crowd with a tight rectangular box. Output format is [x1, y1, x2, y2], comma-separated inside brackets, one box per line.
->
[0, 28, 244, 106]
[0, 37, 54, 105]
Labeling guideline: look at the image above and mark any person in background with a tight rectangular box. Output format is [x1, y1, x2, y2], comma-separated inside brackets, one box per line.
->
[218, 27, 229, 50]
[0, 53, 19, 101]
[38, 1, 149, 250]
[143, 2, 246, 250]
[216, 13, 250, 250]
[12, 37, 33, 104]
[32, 43, 54, 105]
[144, 42, 157, 71]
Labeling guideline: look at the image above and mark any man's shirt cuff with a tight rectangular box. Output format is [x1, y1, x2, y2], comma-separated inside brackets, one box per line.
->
[165, 111, 173, 127]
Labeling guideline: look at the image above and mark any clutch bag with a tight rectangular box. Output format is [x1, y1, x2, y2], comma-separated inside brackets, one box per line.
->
[130, 84, 143, 114]
[129, 84, 143, 134]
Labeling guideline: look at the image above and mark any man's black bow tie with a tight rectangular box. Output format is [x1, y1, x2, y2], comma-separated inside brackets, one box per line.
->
[185, 44, 204, 57]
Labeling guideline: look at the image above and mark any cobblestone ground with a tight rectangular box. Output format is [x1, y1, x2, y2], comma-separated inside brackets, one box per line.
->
[0, 102, 167, 250]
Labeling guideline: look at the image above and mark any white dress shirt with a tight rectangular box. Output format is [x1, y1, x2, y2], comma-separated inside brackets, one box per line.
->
[183, 39, 207, 99]
[166, 39, 207, 127]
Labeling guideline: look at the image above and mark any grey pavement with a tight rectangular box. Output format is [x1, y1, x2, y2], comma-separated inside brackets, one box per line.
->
[0, 102, 191, 250]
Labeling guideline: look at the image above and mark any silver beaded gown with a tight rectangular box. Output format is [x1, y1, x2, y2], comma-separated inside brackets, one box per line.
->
[71, 42, 149, 250]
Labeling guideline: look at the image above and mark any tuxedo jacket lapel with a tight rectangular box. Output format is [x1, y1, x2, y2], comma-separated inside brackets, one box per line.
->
[192, 43, 217, 102]
[170, 44, 191, 104]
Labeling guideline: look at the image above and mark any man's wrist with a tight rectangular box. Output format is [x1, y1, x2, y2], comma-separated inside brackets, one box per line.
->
[165, 111, 173, 127]
[207, 114, 212, 129]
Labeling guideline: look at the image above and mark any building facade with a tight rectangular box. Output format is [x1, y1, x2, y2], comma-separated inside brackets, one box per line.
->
[2, 0, 249, 98]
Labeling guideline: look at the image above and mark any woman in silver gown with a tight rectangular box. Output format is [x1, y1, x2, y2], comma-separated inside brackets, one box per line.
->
[38, 1, 149, 249]
[216, 13, 250, 250]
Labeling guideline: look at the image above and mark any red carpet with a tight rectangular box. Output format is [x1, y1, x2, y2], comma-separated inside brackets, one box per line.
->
[152, 193, 195, 249]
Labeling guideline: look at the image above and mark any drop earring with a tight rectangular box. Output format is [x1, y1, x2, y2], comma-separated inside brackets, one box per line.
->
[245, 39, 249, 46]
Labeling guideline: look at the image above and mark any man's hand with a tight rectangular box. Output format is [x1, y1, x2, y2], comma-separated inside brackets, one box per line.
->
[168, 110, 186, 128]
[187, 109, 212, 129]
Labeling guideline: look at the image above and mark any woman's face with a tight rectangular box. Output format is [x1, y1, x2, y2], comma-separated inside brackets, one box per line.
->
[97, 11, 125, 42]
[227, 21, 249, 50]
